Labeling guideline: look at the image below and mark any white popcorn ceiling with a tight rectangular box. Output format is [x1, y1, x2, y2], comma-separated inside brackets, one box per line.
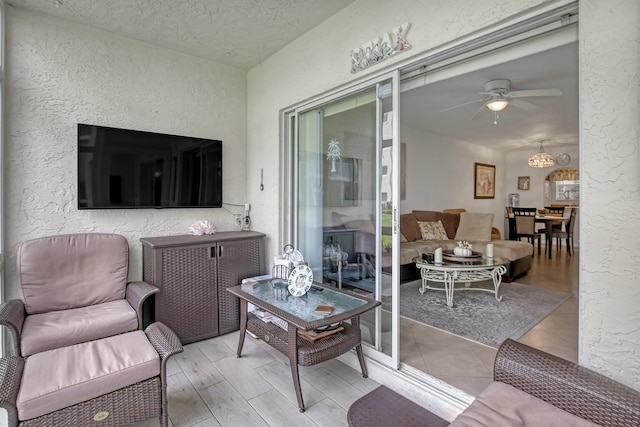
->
[7, 0, 355, 69]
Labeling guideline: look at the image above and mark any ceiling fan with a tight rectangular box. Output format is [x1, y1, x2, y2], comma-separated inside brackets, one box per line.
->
[440, 79, 563, 122]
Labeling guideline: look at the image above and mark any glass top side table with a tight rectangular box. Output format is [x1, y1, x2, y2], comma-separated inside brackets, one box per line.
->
[227, 280, 380, 412]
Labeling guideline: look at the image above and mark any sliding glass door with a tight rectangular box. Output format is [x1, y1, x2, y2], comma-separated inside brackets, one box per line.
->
[288, 72, 401, 367]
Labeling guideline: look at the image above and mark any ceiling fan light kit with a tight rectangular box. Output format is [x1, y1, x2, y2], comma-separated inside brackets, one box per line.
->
[528, 142, 555, 168]
[486, 97, 509, 112]
[440, 78, 562, 123]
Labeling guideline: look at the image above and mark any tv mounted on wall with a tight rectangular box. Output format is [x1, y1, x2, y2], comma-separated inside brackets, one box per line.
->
[78, 124, 222, 209]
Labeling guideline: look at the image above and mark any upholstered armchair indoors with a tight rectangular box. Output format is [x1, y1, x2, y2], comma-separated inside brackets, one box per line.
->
[0, 233, 158, 357]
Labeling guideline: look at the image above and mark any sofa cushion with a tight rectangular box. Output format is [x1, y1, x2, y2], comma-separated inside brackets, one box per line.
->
[343, 219, 375, 234]
[418, 221, 449, 240]
[17, 330, 160, 421]
[20, 300, 139, 357]
[449, 381, 599, 427]
[18, 233, 129, 314]
[412, 210, 441, 222]
[400, 213, 422, 242]
[455, 213, 494, 242]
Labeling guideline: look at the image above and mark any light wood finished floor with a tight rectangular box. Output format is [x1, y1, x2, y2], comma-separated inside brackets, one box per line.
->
[128, 243, 577, 426]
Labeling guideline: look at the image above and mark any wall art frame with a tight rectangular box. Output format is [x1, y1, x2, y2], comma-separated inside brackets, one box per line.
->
[474, 162, 495, 199]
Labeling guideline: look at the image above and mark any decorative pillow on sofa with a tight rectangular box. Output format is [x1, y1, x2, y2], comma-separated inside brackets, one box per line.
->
[400, 213, 422, 242]
[418, 221, 449, 240]
[413, 210, 460, 239]
[454, 212, 494, 242]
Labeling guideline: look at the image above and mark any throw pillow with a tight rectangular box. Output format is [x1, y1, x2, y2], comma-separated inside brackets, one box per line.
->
[400, 213, 422, 242]
[418, 221, 449, 240]
[454, 212, 494, 242]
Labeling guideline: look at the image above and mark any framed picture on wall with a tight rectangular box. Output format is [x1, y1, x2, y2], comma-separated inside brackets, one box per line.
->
[474, 162, 495, 199]
[518, 176, 530, 190]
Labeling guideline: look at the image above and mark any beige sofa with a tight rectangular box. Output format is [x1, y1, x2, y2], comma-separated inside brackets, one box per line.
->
[391, 210, 533, 282]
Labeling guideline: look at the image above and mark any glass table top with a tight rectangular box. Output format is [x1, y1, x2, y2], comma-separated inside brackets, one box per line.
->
[233, 279, 369, 323]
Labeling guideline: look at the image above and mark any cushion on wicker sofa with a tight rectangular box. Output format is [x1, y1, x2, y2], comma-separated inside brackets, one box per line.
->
[20, 300, 138, 357]
[449, 381, 599, 427]
[17, 330, 160, 421]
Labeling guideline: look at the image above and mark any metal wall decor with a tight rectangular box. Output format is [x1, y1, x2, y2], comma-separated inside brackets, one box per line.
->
[350, 23, 411, 73]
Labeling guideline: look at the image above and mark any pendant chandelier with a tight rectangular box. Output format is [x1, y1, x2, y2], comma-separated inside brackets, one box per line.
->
[528, 142, 555, 168]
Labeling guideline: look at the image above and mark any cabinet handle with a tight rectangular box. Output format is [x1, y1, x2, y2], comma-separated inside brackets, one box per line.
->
[209, 246, 216, 258]
[219, 245, 224, 258]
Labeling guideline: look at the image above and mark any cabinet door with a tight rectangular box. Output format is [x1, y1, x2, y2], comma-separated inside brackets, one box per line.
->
[158, 245, 219, 343]
[217, 238, 263, 334]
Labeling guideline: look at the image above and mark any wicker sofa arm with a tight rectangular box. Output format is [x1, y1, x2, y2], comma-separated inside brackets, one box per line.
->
[126, 281, 159, 329]
[494, 339, 640, 427]
[0, 300, 26, 357]
[0, 356, 24, 427]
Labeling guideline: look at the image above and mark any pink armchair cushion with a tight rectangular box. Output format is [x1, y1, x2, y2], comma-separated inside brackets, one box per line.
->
[18, 233, 129, 314]
[17, 330, 160, 421]
[20, 300, 138, 357]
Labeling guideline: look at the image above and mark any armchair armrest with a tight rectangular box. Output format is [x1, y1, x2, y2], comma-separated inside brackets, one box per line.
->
[126, 281, 159, 329]
[144, 322, 183, 382]
[0, 356, 24, 426]
[494, 339, 640, 427]
[0, 300, 26, 356]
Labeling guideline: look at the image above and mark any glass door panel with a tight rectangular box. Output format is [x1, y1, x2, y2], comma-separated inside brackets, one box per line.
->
[295, 73, 400, 365]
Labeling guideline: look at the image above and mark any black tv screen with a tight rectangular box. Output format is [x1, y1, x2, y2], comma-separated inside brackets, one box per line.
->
[78, 124, 222, 209]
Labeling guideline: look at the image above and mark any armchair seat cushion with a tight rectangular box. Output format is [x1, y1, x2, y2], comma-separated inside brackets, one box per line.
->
[17, 330, 160, 421]
[20, 300, 138, 357]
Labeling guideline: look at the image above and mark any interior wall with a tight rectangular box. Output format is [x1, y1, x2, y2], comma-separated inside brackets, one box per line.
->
[4, 7, 248, 297]
[247, 0, 640, 391]
[401, 126, 507, 235]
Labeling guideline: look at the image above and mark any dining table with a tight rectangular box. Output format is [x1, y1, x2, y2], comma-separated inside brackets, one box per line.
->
[507, 212, 569, 259]
[535, 213, 568, 258]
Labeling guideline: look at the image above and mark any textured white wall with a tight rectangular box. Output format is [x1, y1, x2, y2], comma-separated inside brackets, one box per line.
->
[5, 8, 248, 298]
[247, 0, 640, 390]
[579, 0, 640, 388]
[247, 0, 547, 260]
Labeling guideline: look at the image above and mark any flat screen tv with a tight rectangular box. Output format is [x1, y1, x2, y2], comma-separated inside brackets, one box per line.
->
[78, 124, 222, 209]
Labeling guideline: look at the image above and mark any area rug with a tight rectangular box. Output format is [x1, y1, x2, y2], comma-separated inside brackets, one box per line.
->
[381, 280, 571, 348]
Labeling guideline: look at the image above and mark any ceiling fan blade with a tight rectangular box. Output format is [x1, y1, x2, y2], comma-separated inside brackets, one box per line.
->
[509, 88, 562, 98]
[509, 98, 542, 113]
[439, 98, 486, 113]
[471, 103, 489, 120]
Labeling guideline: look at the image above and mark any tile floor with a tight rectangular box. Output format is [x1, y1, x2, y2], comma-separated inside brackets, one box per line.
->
[400, 244, 579, 395]
[136, 243, 578, 426]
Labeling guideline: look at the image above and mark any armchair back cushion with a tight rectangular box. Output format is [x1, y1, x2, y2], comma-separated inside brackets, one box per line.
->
[18, 234, 129, 314]
[455, 213, 494, 242]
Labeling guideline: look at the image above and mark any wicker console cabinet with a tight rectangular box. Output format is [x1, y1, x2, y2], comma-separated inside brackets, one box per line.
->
[141, 231, 265, 344]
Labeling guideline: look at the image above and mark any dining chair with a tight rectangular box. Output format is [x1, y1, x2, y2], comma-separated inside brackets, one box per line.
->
[551, 208, 577, 256]
[541, 206, 565, 234]
[511, 207, 541, 257]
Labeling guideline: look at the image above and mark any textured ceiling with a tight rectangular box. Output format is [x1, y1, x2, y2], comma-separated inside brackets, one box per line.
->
[8, 0, 355, 69]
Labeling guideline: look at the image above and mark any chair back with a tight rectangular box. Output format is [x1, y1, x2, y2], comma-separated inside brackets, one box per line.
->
[544, 206, 565, 215]
[17, 233, 129, 314]
[515, 215, 535, 234]
[512, 207, 537, 217]
[566, 208, 577, 233]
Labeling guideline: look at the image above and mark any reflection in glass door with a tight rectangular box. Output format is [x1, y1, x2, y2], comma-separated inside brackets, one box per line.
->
[293, 73, 400, 366]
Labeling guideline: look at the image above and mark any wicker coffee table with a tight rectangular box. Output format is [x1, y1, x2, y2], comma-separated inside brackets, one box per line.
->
[227, 280, 379, 412]
[414, 255, 508, 308]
